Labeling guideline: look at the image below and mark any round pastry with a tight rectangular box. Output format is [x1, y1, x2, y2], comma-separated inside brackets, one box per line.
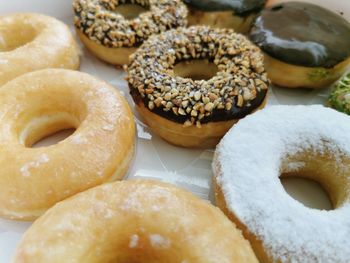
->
[184, 0, 266, 33]
[329, 72, 350, 114]
[127, 26, 269, 148]
[13, 180, 258, 262]
[0, 13, 80, 87]
[73, 0, 187, 66]
[213, 105, 350, 262]
[0, 69, 135, 220]
[249, 2, 350, 89]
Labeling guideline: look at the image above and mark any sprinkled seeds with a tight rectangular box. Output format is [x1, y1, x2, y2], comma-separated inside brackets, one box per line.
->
[73, 0, 187, 48]
[127, 26, 270, 126]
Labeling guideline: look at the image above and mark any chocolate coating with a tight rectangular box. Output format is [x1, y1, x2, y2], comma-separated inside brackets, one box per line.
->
[131, 88, 268, 124]
[249, 2, 350, 68]
[127, 27, 270, 126]
[184, 0, 266, 15]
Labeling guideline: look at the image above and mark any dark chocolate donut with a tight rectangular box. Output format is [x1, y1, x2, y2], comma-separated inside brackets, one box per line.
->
[127, 26, 269, 126]
[183, 0, 266, 16]
[250, 2, 350, 68]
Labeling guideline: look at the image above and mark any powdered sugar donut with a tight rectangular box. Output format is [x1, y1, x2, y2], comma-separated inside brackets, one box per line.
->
[0, 13, 80, 86]
[213, 105, 350, 262]
[14, 180, 258, 262]
[0, 69, 135, 220]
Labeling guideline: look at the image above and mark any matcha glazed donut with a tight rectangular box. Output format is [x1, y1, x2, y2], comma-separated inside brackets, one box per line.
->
[329, 73, 350, 114]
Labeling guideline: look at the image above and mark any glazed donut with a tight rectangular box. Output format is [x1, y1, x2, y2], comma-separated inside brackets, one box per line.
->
[184, 0, 266, 33]
[0, 13, 80, 87]
[14, 180, 258, 262]
[249, 2, 350, 89]
[213, 105, 350, 262]
[127, 26, 269, 148]
[329, 72, 350, 114]
[0, 69, 135, 220]
[73, 0, 187, 65]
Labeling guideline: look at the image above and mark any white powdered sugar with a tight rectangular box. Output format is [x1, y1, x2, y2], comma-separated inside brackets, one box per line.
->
[102, 124, 114, 131]
[149, 234, 171, 249]
[121, 193, 143, 212]
[71, 134, 87, 144]
[151, 205, 161, 211]
[20, 153, 50, 177]
[214, 105, 350, 263]
[129, 234, 139, 248]
[285, 161, 305, 173]
[0, 35, 6, 48]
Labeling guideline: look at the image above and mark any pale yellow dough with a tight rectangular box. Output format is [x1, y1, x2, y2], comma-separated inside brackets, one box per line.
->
[263, 53, 350, 89]
[0, 13, 80, 86]
[187, 9, 256, 33]
[0, 69, 135, 220]
[77, 30, 135, 66]
[13, 180, 258, 263]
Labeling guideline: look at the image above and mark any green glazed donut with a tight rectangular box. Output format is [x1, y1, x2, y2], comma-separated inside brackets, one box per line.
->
[329, 73, 350, 114]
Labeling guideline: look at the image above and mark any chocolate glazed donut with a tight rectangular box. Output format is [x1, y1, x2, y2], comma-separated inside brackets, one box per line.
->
[127, 26, 269, 148]
[183, 0, 266, 33]
[73, 0, 187, 65]
[250, 2, 350, 89]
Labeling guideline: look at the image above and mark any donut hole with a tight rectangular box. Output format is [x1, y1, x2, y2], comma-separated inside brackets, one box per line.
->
[90, 232, 185, 262]
[280, 147, 350, 210]
[112, 3, 149, 20]
[173, 59, 218, 81]
[32, 128, 76, 148]
[19, 113, 80, 148]
[280, 176, 333, 210]
[0, 23, 37, 52]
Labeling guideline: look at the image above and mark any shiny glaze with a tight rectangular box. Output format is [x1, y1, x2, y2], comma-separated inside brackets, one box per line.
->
[184, 0, 266, 15]
[131, 87, 268, 124]
[250, 2, 350, 68]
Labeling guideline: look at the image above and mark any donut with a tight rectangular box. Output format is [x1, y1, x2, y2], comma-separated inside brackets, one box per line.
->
[0, 13, 80, 87]
[13, 180, 258, 262]
[249, 2, 350, 89]
[127, 26, 269, 148]
[0, 69, 135, 220]
[329, 72, 350, 114]
[184, 0, 266, 33]
[213, 105, 350, 262]
[73, 0, 187, 66]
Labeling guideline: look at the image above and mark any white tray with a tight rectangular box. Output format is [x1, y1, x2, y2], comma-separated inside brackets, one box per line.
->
[0, 0, 349, 261]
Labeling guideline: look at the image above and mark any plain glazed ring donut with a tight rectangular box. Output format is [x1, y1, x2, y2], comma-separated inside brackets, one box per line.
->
[249, 2, 350, 89]
[127, 26, 269, 148]
[73, 0, 187, 65]
[184, 0, 266, 33]
[0, 13, 80, 87]
[0, 69, 135, 220]
[213, 105, 350, 262]
[14, 180, 258, 262]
